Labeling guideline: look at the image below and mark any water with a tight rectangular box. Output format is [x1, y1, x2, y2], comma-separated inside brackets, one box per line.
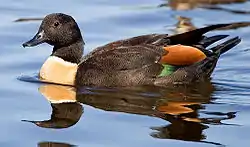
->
[0, 0, 250, 146]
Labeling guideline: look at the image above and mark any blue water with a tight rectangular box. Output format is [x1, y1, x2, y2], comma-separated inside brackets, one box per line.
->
[0, 0, 250, 147]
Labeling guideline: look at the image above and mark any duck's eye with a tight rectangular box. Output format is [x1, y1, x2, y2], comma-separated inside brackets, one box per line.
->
[54, 22, 60, 27]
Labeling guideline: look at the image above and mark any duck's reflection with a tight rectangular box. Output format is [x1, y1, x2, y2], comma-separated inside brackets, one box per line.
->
[151, 116, 209, 143]
[159, 0, 248, 13]
[151, 109, 236, 146]
[23, 83, 236, 145]
[38, 141, 75, 147]
[23, 102, 82, 128]
[23, 85, 83, 129]
[150, 120, 225, 145]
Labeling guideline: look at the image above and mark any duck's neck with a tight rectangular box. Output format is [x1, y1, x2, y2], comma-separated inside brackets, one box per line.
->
[39, 40, 84, 86]
[52, 39, 84, 64]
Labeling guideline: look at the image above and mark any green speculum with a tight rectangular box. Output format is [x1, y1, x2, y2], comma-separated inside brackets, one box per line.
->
[158, 64, 179, 77]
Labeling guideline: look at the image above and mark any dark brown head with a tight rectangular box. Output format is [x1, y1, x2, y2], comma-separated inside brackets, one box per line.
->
[23, 13, 84, 63]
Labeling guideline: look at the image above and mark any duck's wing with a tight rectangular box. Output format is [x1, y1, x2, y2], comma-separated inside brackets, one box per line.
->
[83, 23, 232, 62]
[76, 45, 167, 87]
[154, 37, 241, 86]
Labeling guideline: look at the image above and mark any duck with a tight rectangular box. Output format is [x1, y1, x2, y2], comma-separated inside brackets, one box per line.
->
[22, 13, 241, 87]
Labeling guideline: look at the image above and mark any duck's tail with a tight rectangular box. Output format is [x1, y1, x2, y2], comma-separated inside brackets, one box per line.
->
[198, 35, 229, 48]
[154, 37, 241, 86]
[194, 36, 241, 77]
[210, 36, 241, 55]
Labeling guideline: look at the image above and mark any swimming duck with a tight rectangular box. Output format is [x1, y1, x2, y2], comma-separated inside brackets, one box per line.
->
[22, 13, 241, 87]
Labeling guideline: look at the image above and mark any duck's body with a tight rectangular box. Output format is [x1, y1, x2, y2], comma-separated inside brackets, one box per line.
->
[23, 13, 241, 87]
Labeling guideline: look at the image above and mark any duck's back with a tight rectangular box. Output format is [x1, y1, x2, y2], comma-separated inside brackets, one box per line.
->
[81, 34, 169, 62]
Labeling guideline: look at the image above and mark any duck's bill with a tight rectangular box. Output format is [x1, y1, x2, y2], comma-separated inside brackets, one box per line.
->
[22, 30, 46, 47]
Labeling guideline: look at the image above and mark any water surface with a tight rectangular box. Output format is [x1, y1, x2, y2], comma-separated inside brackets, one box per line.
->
[0, 0, 250, 147]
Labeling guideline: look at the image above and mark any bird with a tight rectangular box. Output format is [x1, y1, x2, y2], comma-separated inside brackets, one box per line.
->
[22, 13, 241, 87]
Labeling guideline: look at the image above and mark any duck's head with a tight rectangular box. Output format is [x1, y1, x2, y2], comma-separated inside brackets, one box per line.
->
[22, 13, 84, 86]
[23, 13, 84, 63]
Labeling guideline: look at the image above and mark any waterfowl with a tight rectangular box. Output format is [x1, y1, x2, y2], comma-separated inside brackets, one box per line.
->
[22, 13, 241, 87]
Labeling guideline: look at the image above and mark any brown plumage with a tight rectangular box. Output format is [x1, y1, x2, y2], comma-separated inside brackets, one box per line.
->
[22, 13, 241, 87]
